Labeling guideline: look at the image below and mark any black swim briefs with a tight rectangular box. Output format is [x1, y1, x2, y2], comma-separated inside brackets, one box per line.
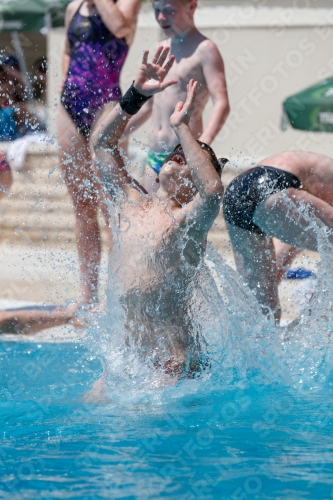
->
[223, 165, 301, 235]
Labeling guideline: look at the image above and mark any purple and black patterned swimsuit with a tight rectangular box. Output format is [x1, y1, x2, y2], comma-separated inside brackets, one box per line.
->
[61, 1, 129, 138]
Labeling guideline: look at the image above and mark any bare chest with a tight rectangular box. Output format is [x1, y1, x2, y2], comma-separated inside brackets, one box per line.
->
[171, 53, 204, 84]
[156, 55, 208, 107]
[115, 204, 180, 252]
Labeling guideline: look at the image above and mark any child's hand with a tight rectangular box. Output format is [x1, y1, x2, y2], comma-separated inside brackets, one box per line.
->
[133, 46, 178, 97]
[170, 79, 198, 130]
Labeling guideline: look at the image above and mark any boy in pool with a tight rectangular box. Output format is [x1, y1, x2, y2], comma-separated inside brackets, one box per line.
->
[92, 47, 224, 376]
[123, 0, 229, 192]
[223, 151, 333, 324]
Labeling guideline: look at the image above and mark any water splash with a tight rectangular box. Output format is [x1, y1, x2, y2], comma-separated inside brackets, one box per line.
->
[84, 193, 333, 407]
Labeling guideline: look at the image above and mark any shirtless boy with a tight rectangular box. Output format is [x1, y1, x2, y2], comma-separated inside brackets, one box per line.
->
[93, 47, 224, 375]
[125, 0, 229, 192]
[223, 151, 333, 324]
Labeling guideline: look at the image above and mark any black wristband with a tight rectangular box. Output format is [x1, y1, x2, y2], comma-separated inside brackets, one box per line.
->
[119, 82, 152, 115]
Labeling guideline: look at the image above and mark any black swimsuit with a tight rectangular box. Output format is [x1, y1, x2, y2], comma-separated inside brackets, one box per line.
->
[61, 1, 128, 138]
[223, 166, 302, 235]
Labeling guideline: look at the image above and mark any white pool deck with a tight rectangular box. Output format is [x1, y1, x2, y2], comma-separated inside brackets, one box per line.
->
[0, 242, 319, 342]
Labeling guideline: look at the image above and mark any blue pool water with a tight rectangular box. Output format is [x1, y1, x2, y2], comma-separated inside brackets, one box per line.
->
[3, 217, 333, 499]
[1, 340, 333, 499]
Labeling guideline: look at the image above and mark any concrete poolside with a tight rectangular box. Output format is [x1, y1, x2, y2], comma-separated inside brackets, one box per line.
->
[0, 224, 320, 341]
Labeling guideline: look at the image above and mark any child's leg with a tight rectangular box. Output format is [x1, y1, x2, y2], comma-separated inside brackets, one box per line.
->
[0, 307, 83, 335]
[0, 170, 12, 200]
[227, 222, 281, 323]
[273, 239, 301, 283]
[254, 188, 333, 251]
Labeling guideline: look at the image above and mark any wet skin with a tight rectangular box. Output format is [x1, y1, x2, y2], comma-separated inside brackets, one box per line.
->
[227, 151, 333, 324]
[92, 49, 223, 374]
[109, 147, 217, 367]
[259, 151, 333, 205]
[122, 0, 229, 193]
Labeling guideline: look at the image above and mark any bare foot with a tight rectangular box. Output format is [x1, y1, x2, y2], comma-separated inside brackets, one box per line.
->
[83, 375, 110, 403]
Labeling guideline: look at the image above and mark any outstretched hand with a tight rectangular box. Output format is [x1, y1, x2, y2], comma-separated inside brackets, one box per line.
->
[133, 46, 178, 97]
[170, 79, 198, 129]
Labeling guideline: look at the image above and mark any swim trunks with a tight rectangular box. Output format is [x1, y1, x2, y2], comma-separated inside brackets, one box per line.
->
[61, 0, 128, 138]
[147, 150, 170, 175]
[0, 152, 11, 172]
[223, 165, 301, 235]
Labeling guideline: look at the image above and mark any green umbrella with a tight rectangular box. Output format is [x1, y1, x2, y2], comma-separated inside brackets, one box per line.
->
[49, 0, 71, 29]
[283, 77, 333, 133]
[0, 0, 69, 33]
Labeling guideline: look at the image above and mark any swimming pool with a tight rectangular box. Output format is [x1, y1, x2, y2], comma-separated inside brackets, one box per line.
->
[1, 340, 333, 499]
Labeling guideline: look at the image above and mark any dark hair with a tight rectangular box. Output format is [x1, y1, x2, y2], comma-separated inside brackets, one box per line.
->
[2, 54, 19, 69]
[173, 141, 228, 178]
[196, 140, 229, 178]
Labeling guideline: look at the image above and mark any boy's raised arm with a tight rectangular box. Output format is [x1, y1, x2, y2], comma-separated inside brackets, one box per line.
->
[92, 47, 177, 199]
[121, 97, 153, 140]
[170, 80, 224, 228]
[93, 104, 137, 199]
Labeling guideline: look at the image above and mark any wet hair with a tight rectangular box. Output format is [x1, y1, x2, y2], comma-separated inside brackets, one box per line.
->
[173, 141, 228, 178]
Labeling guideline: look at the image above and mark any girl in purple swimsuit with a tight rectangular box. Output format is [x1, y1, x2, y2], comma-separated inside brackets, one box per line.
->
[58, 0, 141, 306]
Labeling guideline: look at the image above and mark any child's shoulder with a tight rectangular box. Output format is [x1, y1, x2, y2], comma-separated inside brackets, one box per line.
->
[195, 36, 221, 59]
[65, 0, 81, 23]
[66, 0, 80, 15]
